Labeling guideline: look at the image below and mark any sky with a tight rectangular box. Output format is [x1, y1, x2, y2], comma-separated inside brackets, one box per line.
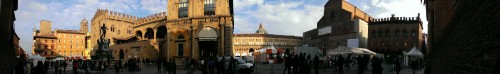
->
[15, 0, 427, 54]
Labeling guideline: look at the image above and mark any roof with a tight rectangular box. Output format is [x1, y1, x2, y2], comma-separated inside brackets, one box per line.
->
[56, 30, 86, 34]
[233, 34, 302, 39]
[256, 23, 268, 34]
[34, 34, 57, 39]
[113, 35, 136, 40]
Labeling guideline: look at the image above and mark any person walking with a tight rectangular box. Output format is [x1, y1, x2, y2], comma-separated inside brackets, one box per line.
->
[314, 56, 319, 74]
[411, 59, 417, 74]
[32, 61, 44, 74]
[371, 57, 383, 74]
[157, 58, 162, 73]
[337, 55, 344, 74]
[283, 55, 292, 74]
[54, 61, 60, 74]
[73, 61, 79, 74]
[62, 61, 67, 74]
[228, 57, 236, 74]
[217, 57, 225, 74]
[394, 58, 402, 74]
[115, 62, 120, 74]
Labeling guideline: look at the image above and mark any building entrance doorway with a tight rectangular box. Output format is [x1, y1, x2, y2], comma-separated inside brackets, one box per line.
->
[198, 27, 219, 58]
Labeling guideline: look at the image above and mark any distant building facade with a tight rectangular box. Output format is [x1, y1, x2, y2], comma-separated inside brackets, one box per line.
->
[367, 14, 424, 54]
[232, 24, 302, 56]
[33, 20, 88, 59]
[303, 0, 372, 55]
[89, 0, 235, 62]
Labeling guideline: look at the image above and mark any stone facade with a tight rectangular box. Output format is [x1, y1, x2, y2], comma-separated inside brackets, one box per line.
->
[303, 0, 373, 55]
[232, 24, 302, 56]
[90, 0, 234, 62]
[367, 14, 424, 54]
[423, 0, 500, 73]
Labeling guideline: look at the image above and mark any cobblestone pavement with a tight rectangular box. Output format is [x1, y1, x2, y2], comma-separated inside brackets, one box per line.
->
[47, 63, 424, 74]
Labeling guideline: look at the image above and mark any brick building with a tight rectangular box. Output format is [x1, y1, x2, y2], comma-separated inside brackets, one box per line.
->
[423, 0, 500, 73]
[33, 20, 88, 59]
[91, 0, 234, 63]
[303, 0, 373, 55]
[367, 14, 424, 54]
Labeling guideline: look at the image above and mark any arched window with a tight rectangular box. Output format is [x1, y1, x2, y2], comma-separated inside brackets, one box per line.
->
[111, 25, 115, 32]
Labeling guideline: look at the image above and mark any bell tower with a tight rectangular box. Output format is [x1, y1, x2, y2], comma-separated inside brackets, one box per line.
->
[80, 18, 88, 32]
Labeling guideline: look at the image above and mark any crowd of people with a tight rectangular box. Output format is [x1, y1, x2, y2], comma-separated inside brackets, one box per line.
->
[282, 53, 321, 74]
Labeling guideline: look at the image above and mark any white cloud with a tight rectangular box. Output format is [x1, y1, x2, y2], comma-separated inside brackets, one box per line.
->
[141, 0, 168, 13]
[234, 1, 323, 36]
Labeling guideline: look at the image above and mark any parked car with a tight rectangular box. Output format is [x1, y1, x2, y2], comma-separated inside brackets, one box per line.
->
[218, 57, 254, 74]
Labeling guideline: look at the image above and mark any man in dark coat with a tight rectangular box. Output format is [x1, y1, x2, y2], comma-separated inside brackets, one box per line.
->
[283, 55, 292, 74]
[337, 55, 344, 74]
[394, 58, 402, 74]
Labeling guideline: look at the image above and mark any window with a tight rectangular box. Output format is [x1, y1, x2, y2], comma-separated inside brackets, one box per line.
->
[111, 25, 115, 32]
[204, 0, 216, 16]
[330, 11, 335, 20]
[378, 30, 382, 37]
[385, 29, 390, 37]
[403, 29, 408, 37]
[395, 29, 400, 37]
[371, 30, 376, 37]
[178, 0, 189, 18]
[411, 29, 417, 38]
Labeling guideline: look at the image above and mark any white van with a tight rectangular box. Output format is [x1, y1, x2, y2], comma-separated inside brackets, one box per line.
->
[218, 57, 254, 74]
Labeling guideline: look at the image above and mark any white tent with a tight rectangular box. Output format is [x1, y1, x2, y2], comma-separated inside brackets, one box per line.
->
[405, 47, 424, 58]
[28, 54, 46, 66]
[328, 46, 376, 55]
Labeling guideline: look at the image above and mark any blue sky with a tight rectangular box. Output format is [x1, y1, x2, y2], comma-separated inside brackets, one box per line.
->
[15, 0, 427, 54]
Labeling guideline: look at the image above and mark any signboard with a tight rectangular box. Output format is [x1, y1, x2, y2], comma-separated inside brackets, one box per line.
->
[318, 26, 331, 35]
[347, 38, 359, 48]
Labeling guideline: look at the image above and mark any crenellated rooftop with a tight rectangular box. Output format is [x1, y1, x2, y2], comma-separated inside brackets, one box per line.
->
[93, 9, 167, 26]
[134, 12, 167, 25]
[369, 13, 422, 24]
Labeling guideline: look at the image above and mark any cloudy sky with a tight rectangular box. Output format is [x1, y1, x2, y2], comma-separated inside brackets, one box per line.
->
[15, 0, 427, 54]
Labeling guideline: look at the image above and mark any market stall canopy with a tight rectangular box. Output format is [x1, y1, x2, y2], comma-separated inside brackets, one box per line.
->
[405, 47, 424, 58]
[258, 45, 277, 54]
[328, 46, 376, 55]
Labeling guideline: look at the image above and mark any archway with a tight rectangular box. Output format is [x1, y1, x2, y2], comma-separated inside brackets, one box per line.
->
[156, 26, 167, 39]
[156, 26, 167, 58]
[145, 28, 154, 39]
[198, 27, 218, 57]
[249, 48, 255, 56]
[135, 30, 143, 39]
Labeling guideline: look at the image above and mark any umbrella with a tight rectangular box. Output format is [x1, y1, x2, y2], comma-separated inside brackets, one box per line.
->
[405, 47, 424, 58]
